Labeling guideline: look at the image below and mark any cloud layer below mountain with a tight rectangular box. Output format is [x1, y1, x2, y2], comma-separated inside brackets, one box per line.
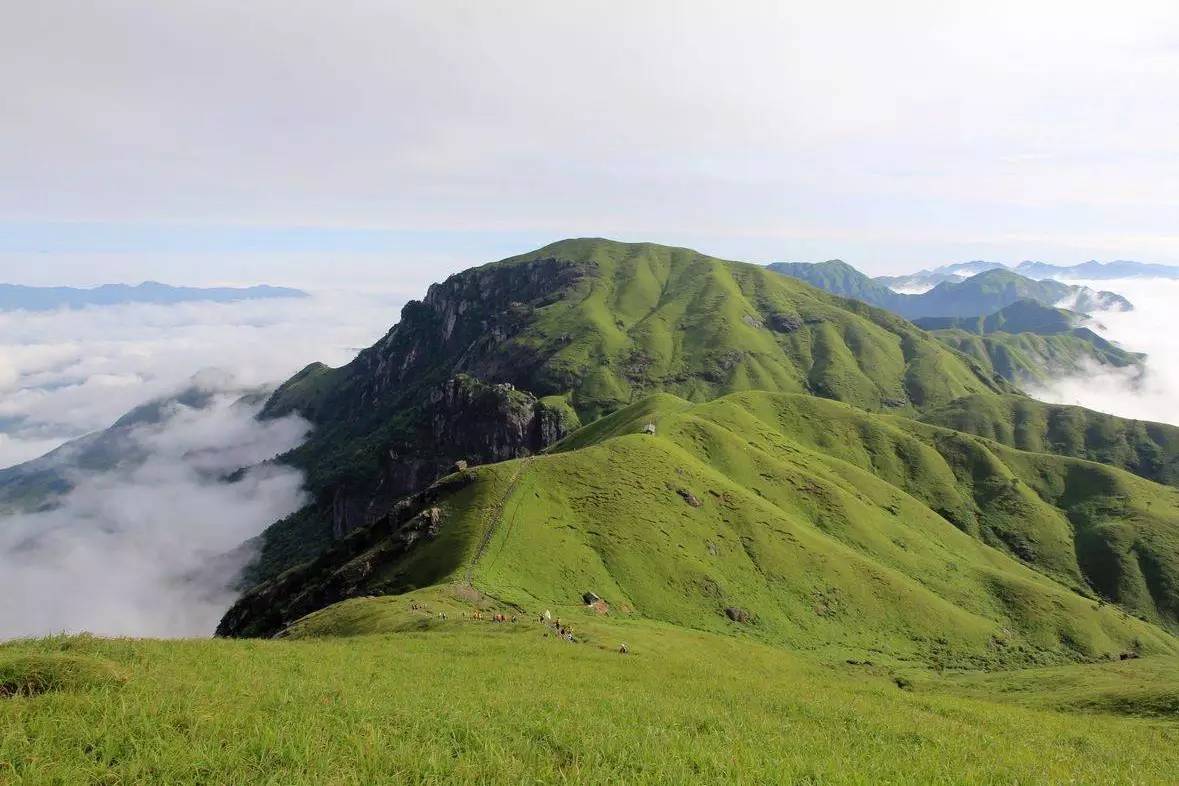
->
[0, 291, 403, 467]
[0, 289, 405, 639]
[1026, 278, 1179, 426]
[0, 387, 309, 639]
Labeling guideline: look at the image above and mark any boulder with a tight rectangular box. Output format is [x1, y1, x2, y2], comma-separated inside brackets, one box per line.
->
[724, 606, 751, 623]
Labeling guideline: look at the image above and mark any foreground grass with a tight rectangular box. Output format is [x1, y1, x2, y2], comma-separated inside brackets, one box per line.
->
[3, 601, 1178, 784]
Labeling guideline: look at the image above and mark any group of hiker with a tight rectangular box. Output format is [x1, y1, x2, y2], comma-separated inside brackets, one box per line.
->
[540, 613, 577, 642]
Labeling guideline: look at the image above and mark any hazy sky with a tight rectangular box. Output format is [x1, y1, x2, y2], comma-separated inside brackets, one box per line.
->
[5, 0, 1179, 286]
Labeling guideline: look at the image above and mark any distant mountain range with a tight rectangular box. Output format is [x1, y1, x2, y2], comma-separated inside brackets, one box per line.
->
[766, 261, 1132, 320]
[879, 259, 1179, 292]
[0, 281, 307, 311]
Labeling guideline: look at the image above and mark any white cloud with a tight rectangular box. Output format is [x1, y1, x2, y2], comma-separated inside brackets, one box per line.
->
[0, 290, 403, 468]
[1026, 278, 1179, 426]
[0, 388, 310, 639]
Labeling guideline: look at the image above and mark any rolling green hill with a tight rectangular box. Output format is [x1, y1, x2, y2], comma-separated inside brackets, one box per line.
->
[223, 391, 1179, 669]
[240, 239, 1179, 596]
[929, 330, 1141, 387]
[920, 394, 1179, 488]
[912, 300, 1143, 387]
[913, 299, 1080, 335]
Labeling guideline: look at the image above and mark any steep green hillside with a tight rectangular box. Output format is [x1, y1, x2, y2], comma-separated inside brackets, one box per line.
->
[770, 262, 1133, 319]
[913, 269, 1131, 318]
[224, 392, 1179, 669]
[248, 239, 1010, 581]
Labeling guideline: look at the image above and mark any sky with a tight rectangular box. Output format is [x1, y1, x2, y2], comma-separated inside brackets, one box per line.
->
[5, 0, 1179, 286]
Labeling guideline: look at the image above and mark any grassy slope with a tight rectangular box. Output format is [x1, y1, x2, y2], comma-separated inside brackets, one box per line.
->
[3, 610, 1178, 784]
[909, 299, 1143, 387]
[921, 394, 1179, 487]
[228, 391, 1179, 664]
[912, 299, 1079, 334]
[8, 390, 1179, 783]
[930, 329, 1140, 386]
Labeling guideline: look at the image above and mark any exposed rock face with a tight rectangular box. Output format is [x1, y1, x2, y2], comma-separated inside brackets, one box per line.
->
[346, 257, 591, 412]
[331, 374, 576, 537]
[767, 312, 803, 333]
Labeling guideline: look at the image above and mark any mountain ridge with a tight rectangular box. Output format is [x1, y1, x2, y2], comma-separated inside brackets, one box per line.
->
[769, 261, 1133, 318]
[0, 281, 307, 311]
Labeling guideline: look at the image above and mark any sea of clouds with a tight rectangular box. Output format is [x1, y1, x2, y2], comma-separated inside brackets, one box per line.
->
[0, 385, 309, 639]
[0, 291, 403, 639]
[1027, 277, 1179, 427]
[0, 291, 401, 467]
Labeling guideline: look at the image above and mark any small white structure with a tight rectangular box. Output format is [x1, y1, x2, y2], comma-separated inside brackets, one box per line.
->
[643, 423, 657, 435]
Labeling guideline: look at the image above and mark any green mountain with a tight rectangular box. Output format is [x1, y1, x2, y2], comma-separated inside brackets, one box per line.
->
[915, 269, 1131, 317]
[764, 260, 908, 310]
[913, 298, 1080, 334]
[768, 262, 1133, 318]
[248, 238, 1012, 582]
[913, 300, 1144, 387]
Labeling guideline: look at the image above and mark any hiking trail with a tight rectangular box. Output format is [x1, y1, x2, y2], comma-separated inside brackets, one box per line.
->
[465, 457, 532, 586]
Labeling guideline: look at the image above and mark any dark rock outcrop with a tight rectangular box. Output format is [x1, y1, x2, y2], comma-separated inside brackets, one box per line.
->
[329, 374, 577, 538]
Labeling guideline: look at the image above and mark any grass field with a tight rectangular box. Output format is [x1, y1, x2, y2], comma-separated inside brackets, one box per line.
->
[3, 592, 1178, 785]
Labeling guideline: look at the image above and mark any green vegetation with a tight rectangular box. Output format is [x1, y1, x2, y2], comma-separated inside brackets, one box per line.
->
[766, 259, 907, 311]
[3, 609, 1179, 784]
[227, 391, 1179, 663]
[4, 239, 1179, 784]
[912, 299, 1080, 335]
[251, 239, 1014, 581]
[909, 300, 1143, 387]
[929, 330, 1138, 387]
[921, 394, 1179, 488]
